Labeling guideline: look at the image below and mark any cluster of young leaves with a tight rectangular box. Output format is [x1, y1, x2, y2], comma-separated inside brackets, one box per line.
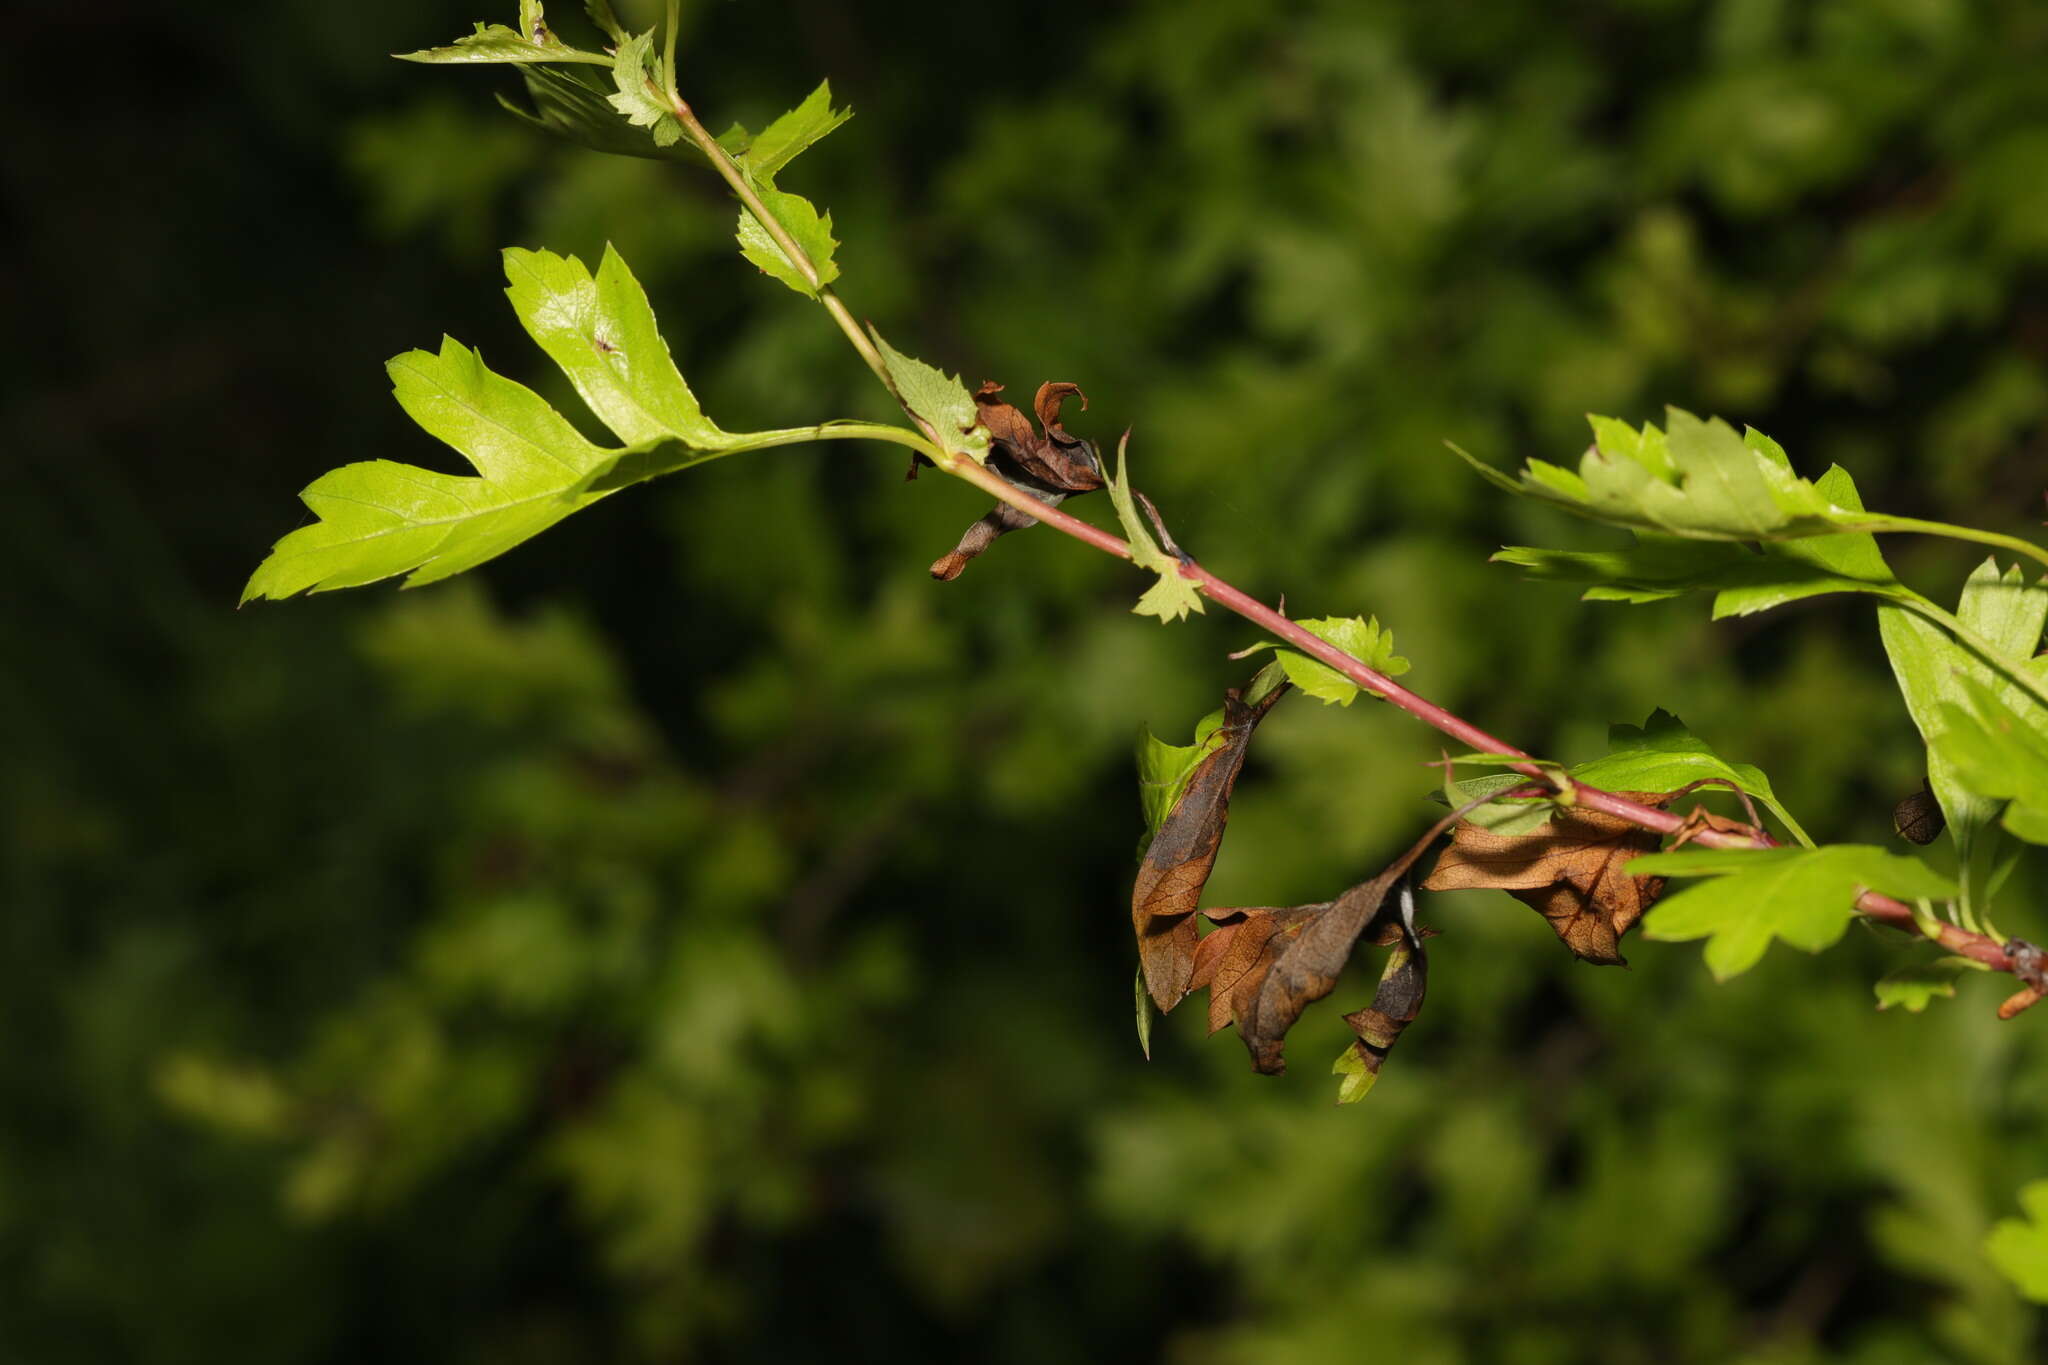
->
[242, 247, 877, 600]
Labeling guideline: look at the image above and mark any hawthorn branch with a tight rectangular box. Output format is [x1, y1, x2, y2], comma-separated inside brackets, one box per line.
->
[658, 80, 2021, 987]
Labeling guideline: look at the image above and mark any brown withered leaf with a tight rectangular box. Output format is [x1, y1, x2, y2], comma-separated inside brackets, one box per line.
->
[1336, 901, 1429, 1102]
[1190, 905, 1328, 1035]
[930, 382, 1105, 580]
[1132, 683, 1286, 1011]
[1418, 791, 1755, 965]
[1241, 803, 1471, 1075]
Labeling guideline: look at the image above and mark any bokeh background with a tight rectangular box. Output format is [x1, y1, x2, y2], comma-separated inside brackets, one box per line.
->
[9, 0, 2048, 1359]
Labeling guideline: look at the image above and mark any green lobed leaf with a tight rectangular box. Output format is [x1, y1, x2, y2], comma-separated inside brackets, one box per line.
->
[1873, 955, 1983, 1012]
[1569, 709, 1812, 845]
[739, 82, 852, 186]
[396, 21, 607, 66]
[1936, 673, 2048, 845]
[735, 188, 841, 296]
[1237, 617, 1410, 706]
[1492, 465, 1903, 619]
[868, 330, 988, 463]
[245, 249, 827, 602]
[504, 245, 727, 448]
[1460, 409, 1868, 544]
[1107, 439, 1205, 623]
[1880, 558, 2048, 868]
[1987, 1181, 2048, 1303]
[1440, 772, 1556, 836]
[605, 29, 683, 147]
[1635, 845, 1956, 981]
[583, 0, 626, 42]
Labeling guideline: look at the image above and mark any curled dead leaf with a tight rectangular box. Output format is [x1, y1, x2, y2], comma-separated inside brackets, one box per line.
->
[1132, 682, 1285, 1011]
[1420, 792, 1755, 965]
[930, 381, 1104, 580]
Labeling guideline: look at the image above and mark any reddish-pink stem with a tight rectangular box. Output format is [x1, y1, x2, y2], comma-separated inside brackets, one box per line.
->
[942, 456, 2016, 975]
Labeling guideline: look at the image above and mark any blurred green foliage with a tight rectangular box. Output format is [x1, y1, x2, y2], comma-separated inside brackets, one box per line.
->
[7, 0, 2048, 1359]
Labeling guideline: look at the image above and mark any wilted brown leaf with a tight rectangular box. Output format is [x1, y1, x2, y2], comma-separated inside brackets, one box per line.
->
[1240, 804, 1471, 1075]
[1336, 912, 1428, 1102]
[1190, 905, 1327, 1034]
[1132, 684, 1285, 1011]
[1420, 795, 1667, 965]
[930, 381, 1105, 580]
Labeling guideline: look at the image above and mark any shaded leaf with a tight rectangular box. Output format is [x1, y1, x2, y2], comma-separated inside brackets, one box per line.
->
[497, 64, 697, 163]
[1874, 956, 1982, 1012]
[1421, 792, 1676, 965]
[1935, 674, 2048, 844]
[1635, 845, 1956, 980]
[1131, 682, 1284, 1010]
[735, 187, 840, 296]
[1134, 968, 1155, 1060]
[1569, 710, 1811, 845]
[1107, 437, 1206, 622]
[1987, 1182, 2048, 1303]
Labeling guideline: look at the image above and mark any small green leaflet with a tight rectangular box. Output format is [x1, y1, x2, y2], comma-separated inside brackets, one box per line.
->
[738, 82, 852, 186]
[606, 29, 683, 147]
[396, 20, 606, 65]
[1987, 1181, 2048, 1303]
[1107, 437, 1205, 623]
[1134, 968, 1156, 1060]
[735, 187, 841, 296]
[1873, 955, 1983, 1012]
[868, 328, 988, 463]
[1936, 673, 2048, 845]
[1634, 845, 1955, 981]
[1569, 709, 1811, 845]
[1135, 708, 1228, 849]
[245, 248, 827, 601]
[1457, 409, 1863, 543]
[1237, 616, 1410, 706]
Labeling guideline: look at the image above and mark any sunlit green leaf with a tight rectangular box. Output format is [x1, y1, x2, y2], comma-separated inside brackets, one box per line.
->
[1636, 846, 1955, 980]
[1135, 709, 1226, 846]
[247, 249, 829, 601]
[740, 82, 852, 185]
[735, 188, 841, 296]
[1236, 617, 1410, 706]
[869, 329, 987, 462]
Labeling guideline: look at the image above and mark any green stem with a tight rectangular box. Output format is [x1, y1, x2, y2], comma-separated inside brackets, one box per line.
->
[1860, 513, 2048, 578]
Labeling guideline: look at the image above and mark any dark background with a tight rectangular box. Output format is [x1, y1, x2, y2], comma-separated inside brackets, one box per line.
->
[7, 0, 2048, 1360]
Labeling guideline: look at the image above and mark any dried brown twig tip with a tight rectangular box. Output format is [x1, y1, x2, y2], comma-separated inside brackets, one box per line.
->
[1999, 987, 2044, 1020]
[929, 380, 1104, 580]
